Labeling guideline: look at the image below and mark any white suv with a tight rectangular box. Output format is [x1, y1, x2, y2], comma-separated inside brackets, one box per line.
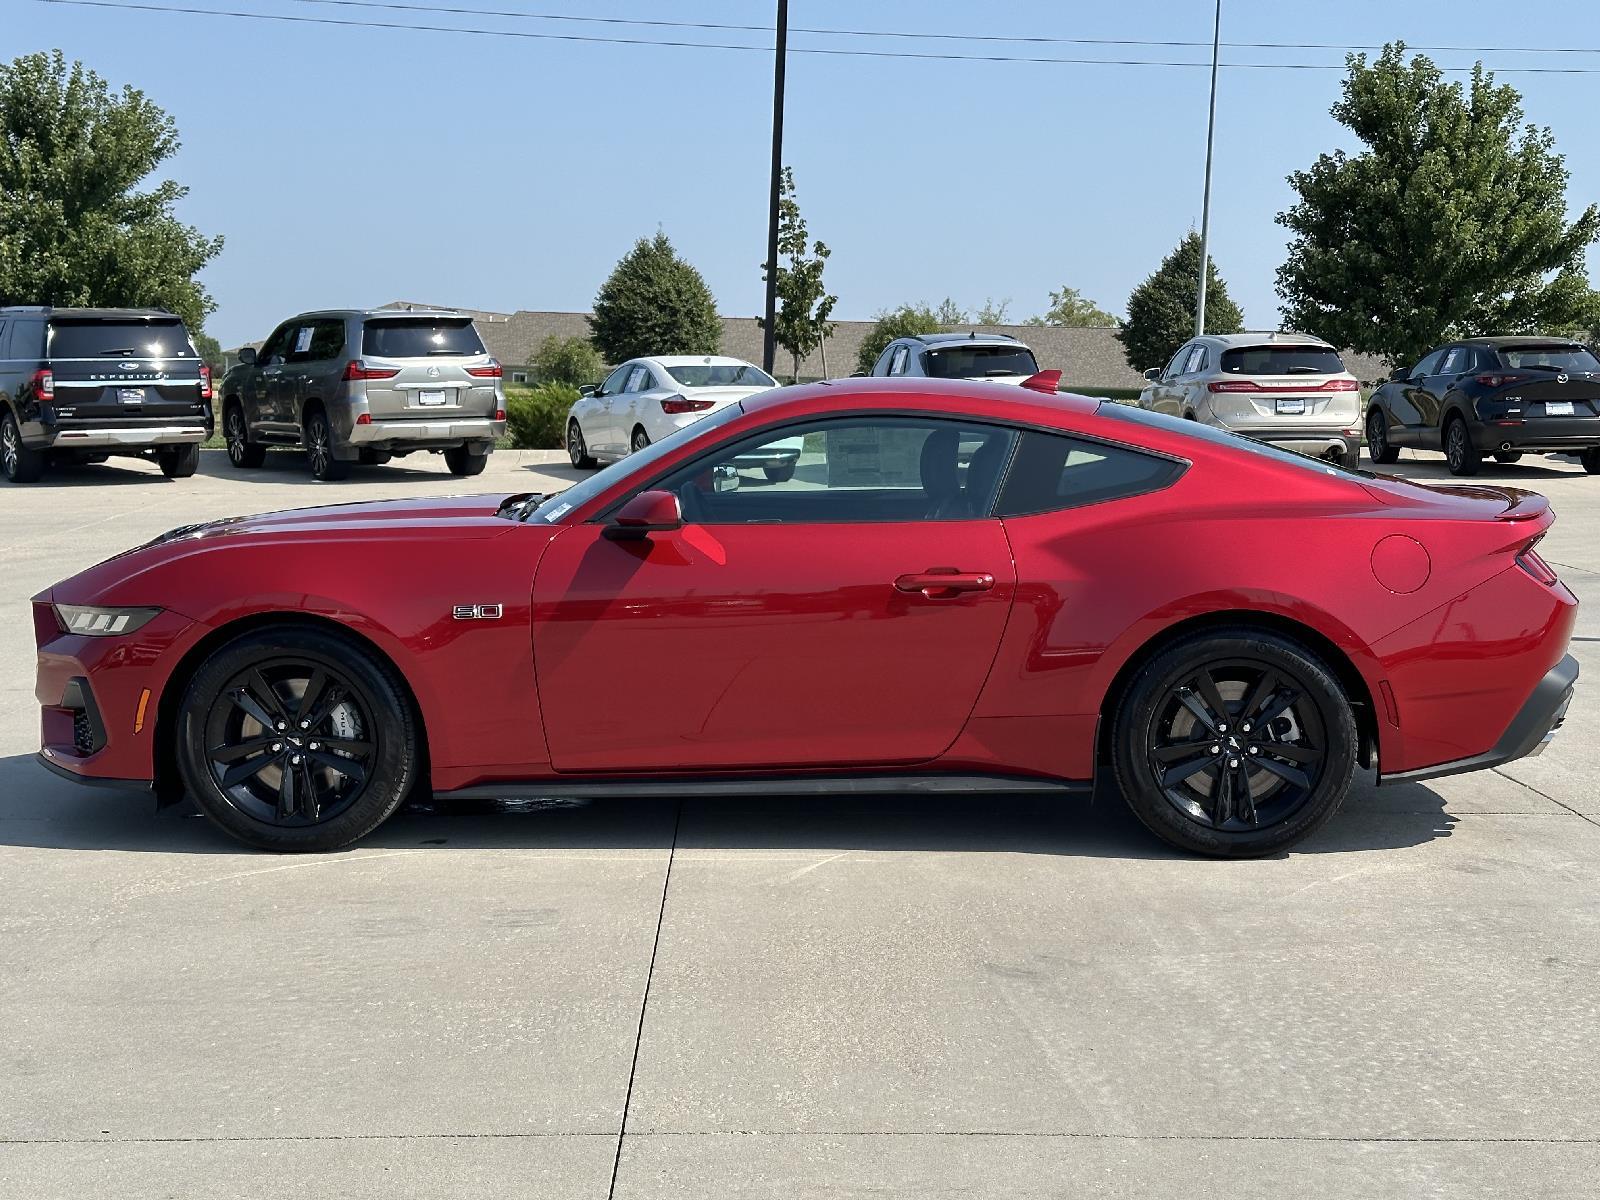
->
[1137, 332, 1362, 468]
[868, 332, 1041, 384]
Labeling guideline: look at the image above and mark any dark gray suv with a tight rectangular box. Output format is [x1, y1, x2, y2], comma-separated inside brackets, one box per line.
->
[0, 306, 212, 483]
[220, 308, 506, 480]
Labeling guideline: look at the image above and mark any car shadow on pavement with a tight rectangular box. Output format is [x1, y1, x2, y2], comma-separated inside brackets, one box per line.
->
[193, 451, 461, 484]
[1381, 453, 1584, 482]
[0, 753, 1457, 860]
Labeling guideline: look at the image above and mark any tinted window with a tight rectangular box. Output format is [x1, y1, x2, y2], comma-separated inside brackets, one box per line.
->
[656, 418, 1016, 524]
[664, 362, 775, 388]
[1498, 345, 1600, 372]
[1410, 349, 1446, 379]
[923, 344, 1039, 379]
[1104, 404, 1369, 479]
[361, 318, 485, 358]
[1219, 345, 1345, 376]
[48, 319, 194, 360]
[257, 324, 292, 367]
[308, 319, 346, 360]
[996, 430, 1183, 515]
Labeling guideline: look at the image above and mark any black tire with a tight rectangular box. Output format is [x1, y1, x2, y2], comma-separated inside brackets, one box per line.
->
[224, 403, 266, 469]
[1583, 448, 1600, 475]
[630, 426, 651, 454]
[1365, 407, 1399, 464]
[444, 445, 488, 477]
[359, 449, 392, 466]
[1111, 628, 1358, 858]
[1493, 451, 1523, 465]
[763, 462, 797, 483]
[174, 624, 419, 852]
[157, 443, 200, 479]
[304, 409, 349, 481]
[567, 419, 597, 469]
[2, 410, 45, 483]
[1444, 415, 1481, 476]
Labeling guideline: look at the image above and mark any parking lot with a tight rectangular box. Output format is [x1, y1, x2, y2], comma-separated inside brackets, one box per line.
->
[2, 446, 1598, 1198]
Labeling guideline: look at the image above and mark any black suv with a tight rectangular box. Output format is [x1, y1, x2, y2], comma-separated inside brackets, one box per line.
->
[0, 306, 214, 483]
[1365, 336, 1600, 476]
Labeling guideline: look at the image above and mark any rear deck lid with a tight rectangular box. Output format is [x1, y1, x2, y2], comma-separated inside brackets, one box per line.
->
[46, 315, 207, 420]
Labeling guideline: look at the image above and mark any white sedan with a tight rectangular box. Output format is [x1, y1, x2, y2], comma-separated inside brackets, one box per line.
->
[565, 356, 799, 477]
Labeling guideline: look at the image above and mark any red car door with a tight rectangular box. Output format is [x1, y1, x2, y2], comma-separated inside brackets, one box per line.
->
[531, 417, 1018, 773]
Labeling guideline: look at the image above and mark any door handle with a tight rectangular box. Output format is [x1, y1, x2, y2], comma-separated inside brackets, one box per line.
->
[894, 569, 995, 598]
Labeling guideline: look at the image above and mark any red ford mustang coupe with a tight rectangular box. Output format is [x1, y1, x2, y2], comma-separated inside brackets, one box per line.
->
[32, 378, 1578, 856]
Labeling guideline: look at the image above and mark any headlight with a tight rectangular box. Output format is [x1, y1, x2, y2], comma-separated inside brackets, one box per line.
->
[55, 604, 162, 636]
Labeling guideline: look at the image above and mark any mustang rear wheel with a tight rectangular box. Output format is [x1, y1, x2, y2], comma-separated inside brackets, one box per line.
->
[1112, 628, 1357, 857]
[176, 625, 419, 851]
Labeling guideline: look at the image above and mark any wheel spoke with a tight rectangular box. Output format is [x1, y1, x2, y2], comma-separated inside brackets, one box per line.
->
[231, 688, 280, 732]
[1253, 688, 1301, 728]
[1261, 741, 1320, 764]
[295, 668, 329, 726]
[316, 736, 371, 756]
[1152, 738, 1216, 764]
[1240, 670, 1279, 724]
[220, 750, 278, 788]
[1237, 765, 1259, 826]
[1253, 756, 1311, 791]
[1177, 690, 1220, 733]
[1160, 754, 1217, 788]
[299, 760, 321, 821]
[307, 748, 367, 785]
[1211, 760, 1235, 825]
[1194, 669, 1231, 727]
[277, 759, 297, 819]
[210, 735, 278, 765]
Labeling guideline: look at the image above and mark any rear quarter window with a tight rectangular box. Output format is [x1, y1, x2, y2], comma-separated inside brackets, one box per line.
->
[362, 318, 486, 358]
[996, 429, 1184, 515]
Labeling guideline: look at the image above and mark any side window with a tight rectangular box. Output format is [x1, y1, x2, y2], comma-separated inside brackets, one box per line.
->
[0, 321, 8, 358]
[626, 366, 652, 393]
[1189, 346, 1209, 374]
[653, 418, 1017, 524]
[1165, 345, 1193, 379]
[995, 431, 1184, 516]
[1410, 349, 1445, 380]
[308, 319, 345, 361]
[1438, 347, 1467, 376]
[257, 324, 293, 367]
[598, 364, 632, 397]
[887, 345, 910, 377]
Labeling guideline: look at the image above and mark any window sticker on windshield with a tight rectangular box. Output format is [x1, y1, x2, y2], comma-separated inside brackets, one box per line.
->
[294, 326, 313, 354]
[545, 502, 573, 521]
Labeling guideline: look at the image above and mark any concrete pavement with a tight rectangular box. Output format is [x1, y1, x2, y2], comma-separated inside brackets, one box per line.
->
[2, 445, 1597, 1198]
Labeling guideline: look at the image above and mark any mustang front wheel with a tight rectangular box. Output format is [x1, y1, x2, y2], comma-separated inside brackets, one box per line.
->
[176, 625, 419, 851]
[1112, 628, 1357, 857]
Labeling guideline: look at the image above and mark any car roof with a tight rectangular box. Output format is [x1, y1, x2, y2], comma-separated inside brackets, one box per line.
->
[1457, 335, 1586, 348]
[906, 332, 1027, 348]
[279, 308, 474, 321]
[1193, 331, 1333, 349]
[0, 306, 179, 321]
[641, 355, 763, 368]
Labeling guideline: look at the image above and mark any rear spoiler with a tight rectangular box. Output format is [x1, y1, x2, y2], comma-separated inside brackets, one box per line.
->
[1498, 493, 1550, 522]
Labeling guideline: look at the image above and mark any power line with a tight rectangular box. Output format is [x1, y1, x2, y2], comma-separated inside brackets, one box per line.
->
[286, 0, 1600, 59]
[33, 0, 1600, 73]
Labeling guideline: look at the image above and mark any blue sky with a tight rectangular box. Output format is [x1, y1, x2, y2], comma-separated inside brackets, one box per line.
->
[11, 0, 1600, 347]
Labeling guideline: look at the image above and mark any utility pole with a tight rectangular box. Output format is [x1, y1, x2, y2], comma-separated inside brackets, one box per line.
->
[1194, 0, 1221, 337]
[761, 0, 789, 374]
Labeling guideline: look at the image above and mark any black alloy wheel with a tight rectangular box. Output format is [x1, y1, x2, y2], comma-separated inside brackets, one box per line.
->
[1444, 416, 1481, 476]
[1113, 629, 1357, 857]
[305, 410, 348, 481]
[225, 405, 266, 468]
[176, 625, 418, 851]
[1366, 408, 1399, 464]
[631, 426, 651, 454]
[568, 420, 597, 469]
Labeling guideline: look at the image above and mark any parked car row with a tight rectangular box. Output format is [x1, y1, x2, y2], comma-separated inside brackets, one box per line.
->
[0, 305, 506, 483]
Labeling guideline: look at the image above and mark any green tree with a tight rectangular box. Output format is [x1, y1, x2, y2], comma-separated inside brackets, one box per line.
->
[758, 167, 837, 382]
[0, 50, 222, 330]
[589, 231, 720, 363]
[1116, 232, 1244, 372]
[934, 297, 967, 325]
[1025, 285, 1117, 327]
[1277, 43, 1600, 366]
[854, 303, 941, 375]
[192, 330, 224, 373]
[530, 334, 604, 388]
[975, 297, 1011, 325]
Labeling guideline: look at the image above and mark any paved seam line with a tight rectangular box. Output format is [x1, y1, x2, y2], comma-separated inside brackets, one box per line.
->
[8, 1132, 1594, 1146]
[1491, 768, 1600, 829]
[606, 800, 683, 1200]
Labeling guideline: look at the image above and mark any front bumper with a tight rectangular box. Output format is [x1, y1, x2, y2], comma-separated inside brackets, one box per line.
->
[30, 424, 207, 451]
[1383, 653, 1578, 784]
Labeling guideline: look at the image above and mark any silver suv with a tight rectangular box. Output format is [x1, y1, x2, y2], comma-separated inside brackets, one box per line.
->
[868, 332, 1041, 384]
[1137, 332, 1362, 467]
[221, 309, 506, 480]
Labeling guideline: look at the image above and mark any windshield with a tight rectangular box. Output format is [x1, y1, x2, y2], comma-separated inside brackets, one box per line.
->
[1103, 404, 1371, 480]
[362, 318, 486, 358]
[526, 403, 747, 523]
[1219, 345, 1345, 376]
[1498, 346, 1600, 372]
[48, 320, 195, 359]
[924, 345, 1039, 379]
[665, 362, 776, 389]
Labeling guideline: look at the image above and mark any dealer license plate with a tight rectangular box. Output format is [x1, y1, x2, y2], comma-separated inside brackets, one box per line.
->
[1546, 400, 1574, 416]
[1275, 397, 1305, 415]
[118, 388, 145, 404]
[418, 390, 448, 407]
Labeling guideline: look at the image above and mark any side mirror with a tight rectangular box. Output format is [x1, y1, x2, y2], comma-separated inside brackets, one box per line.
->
[1389, 367, 1408, 382]
[1142, 367, 1161, 382]
[238, 346, 257, 366]
[579, 383, 597, 397]
[605, 489, 682, 539]
[712, 464, 740, 493]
